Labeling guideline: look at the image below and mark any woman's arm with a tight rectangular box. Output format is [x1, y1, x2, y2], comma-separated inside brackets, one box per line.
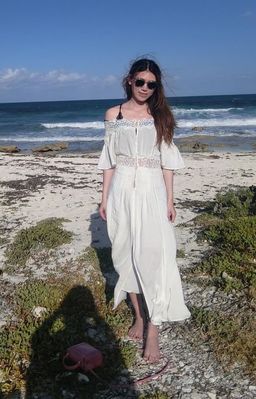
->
[98, 107, 119, 220]
[162, 169, 176, 223]
[99, 168, 115, 221]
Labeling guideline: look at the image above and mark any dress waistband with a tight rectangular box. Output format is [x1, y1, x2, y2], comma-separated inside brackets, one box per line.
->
[116, 155, 161, 168]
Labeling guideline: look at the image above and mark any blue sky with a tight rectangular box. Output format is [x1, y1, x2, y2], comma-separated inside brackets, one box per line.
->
[0, 0, 255, 102]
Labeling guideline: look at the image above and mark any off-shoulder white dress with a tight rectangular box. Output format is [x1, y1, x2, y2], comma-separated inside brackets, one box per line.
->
[98, 118, 191, 325]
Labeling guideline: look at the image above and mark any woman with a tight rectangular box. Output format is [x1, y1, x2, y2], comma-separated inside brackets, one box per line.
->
[98, 58, 191, 363]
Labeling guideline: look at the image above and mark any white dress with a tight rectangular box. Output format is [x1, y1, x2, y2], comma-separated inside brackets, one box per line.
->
[98, 117, 191, 325]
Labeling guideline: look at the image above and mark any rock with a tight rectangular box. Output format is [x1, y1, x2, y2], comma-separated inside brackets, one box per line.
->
[168, 366, 178, 373]
[192, 141, 209, 151]
[85, 317, 96, 326]
[32, 142, 68, 152]
[77, 372, 89, 383]
[61, 389, 75, 399]
[0, 145, 20, 153]
[182, 385, 192, 393]
[189, 392, 205, 399]
[87, 328, 97, 338]
[222, 271, 233, 280]
[32, 306, 47, 318]
[179, 141, 209, 152]
[192, 126, 204, 131]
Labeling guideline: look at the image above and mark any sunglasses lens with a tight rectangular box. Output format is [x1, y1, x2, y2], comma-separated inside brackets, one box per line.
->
[135, 79, 145, 87]
[148, 82, 157, 90]
[134, 79, 158, 90]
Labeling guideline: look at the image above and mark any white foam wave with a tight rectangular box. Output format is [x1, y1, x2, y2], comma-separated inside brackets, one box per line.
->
[178, 118, 256, 128]
[41, 121, 104, 129]
[176, 131, 254, 138]
[173, 107, 243, 114]
[0, 136, 104, 142]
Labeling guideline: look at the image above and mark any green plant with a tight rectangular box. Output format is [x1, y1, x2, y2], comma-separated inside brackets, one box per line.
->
[176, 248, 186, 258]
[207, 186, 256, 219]
[5, 218, 73, 267]
[138, 390, 170, 399]
[191, 306, 256, 374]
[197, 217, 256, 297]
[191, 187, 256, 299]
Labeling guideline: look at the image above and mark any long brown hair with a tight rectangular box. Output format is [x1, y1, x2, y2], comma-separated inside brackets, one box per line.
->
[122, 58, 176, 146]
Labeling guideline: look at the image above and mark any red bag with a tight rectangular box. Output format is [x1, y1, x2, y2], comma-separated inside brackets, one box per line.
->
[63, 342, 169, 388]
[63, 342, 103, 372]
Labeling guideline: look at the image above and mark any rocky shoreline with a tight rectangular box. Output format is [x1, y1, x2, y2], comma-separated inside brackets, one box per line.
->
[1, 132, 256, 156]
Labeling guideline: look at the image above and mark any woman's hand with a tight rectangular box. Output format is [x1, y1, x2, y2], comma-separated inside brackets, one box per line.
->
[167, 201, 176, 223]
[99, 201, 107, 221]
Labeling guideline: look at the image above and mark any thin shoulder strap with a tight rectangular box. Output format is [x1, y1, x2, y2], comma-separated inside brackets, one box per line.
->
[116, 103, 123, 120]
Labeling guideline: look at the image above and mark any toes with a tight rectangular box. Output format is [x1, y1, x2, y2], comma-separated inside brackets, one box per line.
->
[143, 352, 160, 363]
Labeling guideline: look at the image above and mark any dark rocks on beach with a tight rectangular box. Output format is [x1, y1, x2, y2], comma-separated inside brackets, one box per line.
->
[0, 145, 20, 153]
[192, 126, 204, 132]
[179, 141, 209, 152]
[32, 142, 69, 153]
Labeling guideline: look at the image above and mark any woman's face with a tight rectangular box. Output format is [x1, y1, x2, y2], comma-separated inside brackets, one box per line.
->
[128, 70, 157, 103]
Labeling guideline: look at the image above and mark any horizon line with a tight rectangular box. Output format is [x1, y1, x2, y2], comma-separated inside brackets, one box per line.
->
[0, 93, 256, 105]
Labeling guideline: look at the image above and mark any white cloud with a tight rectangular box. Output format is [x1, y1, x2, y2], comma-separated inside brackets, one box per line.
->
[104, 74, 117, 84]
[241, 10, 253, 17]
[0, 68, 28, 84]
[43, 70, 87, 83]
[0, 68, 118, 89]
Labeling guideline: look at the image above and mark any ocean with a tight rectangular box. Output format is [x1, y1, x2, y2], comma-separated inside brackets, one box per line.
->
[0, 94, 255, 153]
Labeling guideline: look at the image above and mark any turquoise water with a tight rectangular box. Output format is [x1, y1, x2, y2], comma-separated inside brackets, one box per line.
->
[0, 94, 255, 152]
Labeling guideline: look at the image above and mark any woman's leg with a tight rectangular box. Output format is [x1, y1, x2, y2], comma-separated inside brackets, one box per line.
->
[128, 293, 145, 339]
[143, 321, 160, 363]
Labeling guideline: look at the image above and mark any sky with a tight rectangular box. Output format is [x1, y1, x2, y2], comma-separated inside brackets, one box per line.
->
[0, 0, 255, 102]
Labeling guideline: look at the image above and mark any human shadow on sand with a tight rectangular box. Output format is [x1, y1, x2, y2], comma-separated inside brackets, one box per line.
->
[89, 211, 119, 305]
[23, 285, 138, 399]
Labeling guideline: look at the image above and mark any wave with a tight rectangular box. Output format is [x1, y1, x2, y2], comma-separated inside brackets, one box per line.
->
[176, 131, 254, 138]
[0, 136, 104, 142]
[173, 107, 244, 114]
[178, 118, 256, 128]
[41, 121, 104, 129]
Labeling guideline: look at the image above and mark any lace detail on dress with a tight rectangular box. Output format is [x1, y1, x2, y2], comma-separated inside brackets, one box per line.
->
[117, 155, 160, 168]
[105, 118, 155, 129]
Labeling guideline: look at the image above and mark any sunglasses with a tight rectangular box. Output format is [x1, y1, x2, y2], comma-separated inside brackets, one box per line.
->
[134, 78, 158, 90]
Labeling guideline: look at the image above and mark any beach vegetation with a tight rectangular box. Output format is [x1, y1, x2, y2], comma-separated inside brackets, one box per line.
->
[198, 216, 256, 296]
[138, 390, 169, 399]
[186, 186, 256, 376]
[192, 186, 256, 298]
[5, 217, 73, 268]
[208, 185, 256, 219]
[191, 306, 256, 375]
[176, 248, 186, 258]
[0, 236, 8, 246]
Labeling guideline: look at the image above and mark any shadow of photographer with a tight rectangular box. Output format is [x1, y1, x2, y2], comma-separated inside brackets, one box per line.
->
[23, 285, 138, 398]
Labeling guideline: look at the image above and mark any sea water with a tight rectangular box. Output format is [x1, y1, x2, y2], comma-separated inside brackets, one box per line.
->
[0, 94, 255, 152]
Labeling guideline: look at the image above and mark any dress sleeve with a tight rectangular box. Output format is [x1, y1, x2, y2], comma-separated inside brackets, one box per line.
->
[97, 121, 117, 169]
[160, 140, 185, 170]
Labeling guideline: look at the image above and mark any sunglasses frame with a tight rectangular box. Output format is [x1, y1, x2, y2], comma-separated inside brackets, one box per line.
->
[133, 78, 158, 90]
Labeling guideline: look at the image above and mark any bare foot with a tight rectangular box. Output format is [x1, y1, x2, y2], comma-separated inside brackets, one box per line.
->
[128, 317, 144, 340]
[143, 323, 160, 363]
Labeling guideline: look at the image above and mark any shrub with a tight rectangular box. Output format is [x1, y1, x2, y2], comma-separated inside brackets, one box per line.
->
[5, 218, 73, 267]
